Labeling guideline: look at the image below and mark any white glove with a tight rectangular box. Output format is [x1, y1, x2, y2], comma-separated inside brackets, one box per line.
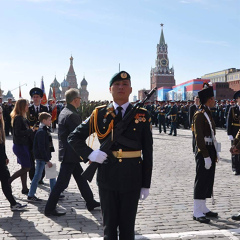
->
[228, 135, 234, 141]
[88, 149, 107, 164]
[167, 116, 170, 119]
[204, 157, 212, 170]
[139, 188, 150, 200]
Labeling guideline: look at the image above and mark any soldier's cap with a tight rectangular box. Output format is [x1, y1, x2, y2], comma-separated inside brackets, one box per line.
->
[110, 71, 131, 87]
[7, 97, 12, 100]
[30, 87, 43, 98]
[198, 82, 214, 104]
[233, 90, 240, 100]
[170, 100, 175, 103]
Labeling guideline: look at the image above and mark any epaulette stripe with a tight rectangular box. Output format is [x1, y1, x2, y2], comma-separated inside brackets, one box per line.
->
[139, 107, 147, 111]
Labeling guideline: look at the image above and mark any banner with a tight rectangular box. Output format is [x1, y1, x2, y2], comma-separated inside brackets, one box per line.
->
[40, 77, 48, 105]
[51, 87, 57, 122]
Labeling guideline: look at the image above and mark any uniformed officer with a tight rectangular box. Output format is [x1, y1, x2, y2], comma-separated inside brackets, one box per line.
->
[193, 83, 218, 224]
[68, 71, 153, 240]
[189, 96, 200, 153]
[227, 91, 240, 175]
[27, 87, 48, 182]
[3, 97, 14, 136]
[27, 88, 48, 127]
[157, 101, 166, 133]
[166, 101, 177, 136]
[230, 127, 240, 220]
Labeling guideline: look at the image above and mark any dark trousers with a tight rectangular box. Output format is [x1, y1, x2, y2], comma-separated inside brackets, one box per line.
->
[4, 120, 12, 136]
[99, 187, 140, 240]
[45, 162, 94, 212]
[194, 146, 216, 199]
[29, 150, 45, 181]
[192, 131, 196, 153]
[169, 122, 177, 135]
[231, 140, 240, 173]
[158, 119, 166, 133]
[0, 165, 16, 206]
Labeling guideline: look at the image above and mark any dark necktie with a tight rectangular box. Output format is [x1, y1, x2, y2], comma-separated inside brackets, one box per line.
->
[115, 106, 123, 124]
[36, 107, 39, 115]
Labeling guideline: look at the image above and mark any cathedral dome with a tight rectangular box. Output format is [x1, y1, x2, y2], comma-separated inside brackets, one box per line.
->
[50, 77, 60, 88]
[61, 78, 69, 88]
[81, 77, 88, 86]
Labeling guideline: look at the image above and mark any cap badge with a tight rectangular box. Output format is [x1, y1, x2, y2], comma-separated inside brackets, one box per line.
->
[121, 72, 127, 79]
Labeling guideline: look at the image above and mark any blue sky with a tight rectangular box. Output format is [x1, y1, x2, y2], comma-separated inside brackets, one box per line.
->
[1, 0, 239, 101]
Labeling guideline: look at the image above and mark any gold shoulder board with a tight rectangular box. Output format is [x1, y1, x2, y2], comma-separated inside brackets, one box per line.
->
[139, 107, 147, 111]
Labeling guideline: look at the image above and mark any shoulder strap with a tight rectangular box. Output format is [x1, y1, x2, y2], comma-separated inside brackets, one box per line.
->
[203, 112, 220, 161]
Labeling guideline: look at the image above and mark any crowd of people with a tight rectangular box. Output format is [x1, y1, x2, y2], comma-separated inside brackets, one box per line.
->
[0, 72, 240, 238]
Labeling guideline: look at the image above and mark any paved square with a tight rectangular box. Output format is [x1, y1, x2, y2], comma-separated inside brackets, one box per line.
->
[1, 127, 240, 239]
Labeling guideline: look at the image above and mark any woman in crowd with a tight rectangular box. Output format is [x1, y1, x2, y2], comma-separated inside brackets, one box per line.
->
[0, 106, 27, 210]
[9, 99, 34, 194]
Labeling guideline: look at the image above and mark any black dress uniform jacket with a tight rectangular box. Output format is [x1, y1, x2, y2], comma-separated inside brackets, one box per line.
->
[27, 104, 48, 127]
[68, 103, 153, 193]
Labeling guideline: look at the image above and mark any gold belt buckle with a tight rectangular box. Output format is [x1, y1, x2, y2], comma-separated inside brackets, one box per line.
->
[117, 149, 123, 158]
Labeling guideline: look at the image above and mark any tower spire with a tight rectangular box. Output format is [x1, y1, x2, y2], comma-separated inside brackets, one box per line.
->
[159, 23, 165, 46]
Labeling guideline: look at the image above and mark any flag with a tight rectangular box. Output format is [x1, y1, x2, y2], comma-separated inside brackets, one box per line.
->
[19, 85, 22, 99]
[40, 77, 47, 105]
[51, 87, 57, 122]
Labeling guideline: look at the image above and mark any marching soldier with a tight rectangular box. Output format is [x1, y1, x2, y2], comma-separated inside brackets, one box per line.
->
[227, 91, 240, 175]
[166, 101, 177, 136]
[189, 96, 200, 153]
[68, 71, 153, 240]
[193, 83, 218, 224]
[27, 88, 48, 182]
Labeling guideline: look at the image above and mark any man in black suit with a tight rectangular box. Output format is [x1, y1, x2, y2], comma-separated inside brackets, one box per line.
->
[27, 88, 48, 183]
[227, 91, 240, 175]
[68, 71, 153, 239]
[189, 96, 199, 152]
[44, 88, 100, 217]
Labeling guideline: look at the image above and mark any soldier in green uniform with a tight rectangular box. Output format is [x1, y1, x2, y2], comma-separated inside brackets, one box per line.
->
[193, 83, 218, 224]
[68, 71, 153, 240]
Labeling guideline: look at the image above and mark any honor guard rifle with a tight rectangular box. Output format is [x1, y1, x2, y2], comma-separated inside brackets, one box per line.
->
[81, 87, 157, 182]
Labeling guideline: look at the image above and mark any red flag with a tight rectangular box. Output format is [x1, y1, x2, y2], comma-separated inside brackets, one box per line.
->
[19, 86, 22, 98]
[51, 87, 57, 122]
[40, 77, 47, 105]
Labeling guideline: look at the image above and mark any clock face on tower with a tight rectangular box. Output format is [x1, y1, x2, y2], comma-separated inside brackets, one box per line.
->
[160, 58, 168, 67]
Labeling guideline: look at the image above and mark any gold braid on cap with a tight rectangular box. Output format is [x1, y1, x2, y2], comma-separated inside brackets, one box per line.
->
[89, 108, 114, 140]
